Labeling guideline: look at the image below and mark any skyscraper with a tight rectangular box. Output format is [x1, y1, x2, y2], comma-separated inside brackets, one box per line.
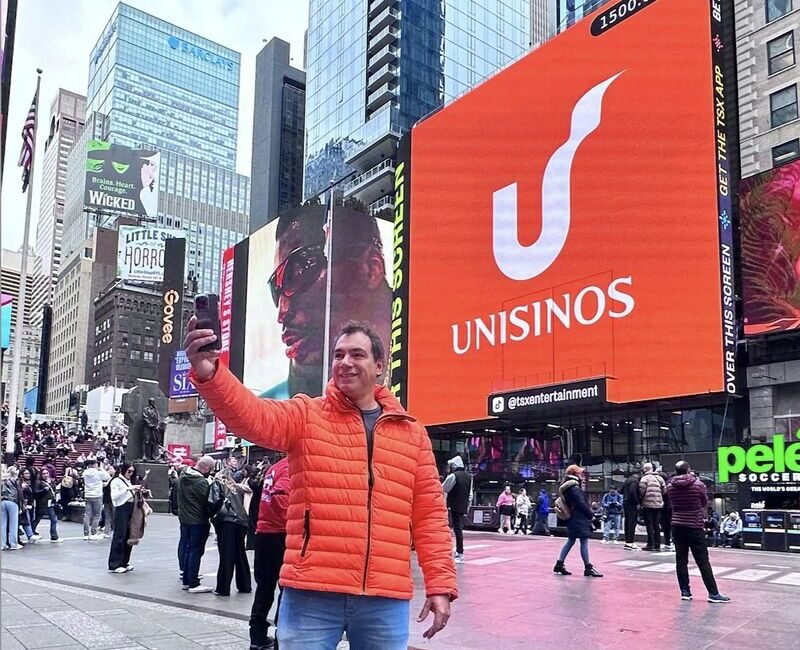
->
[303, 0, 532, 213]
[29, 89, 86, 330]
[735, 0, 800, 176]
[85, 2, 249, 293]
[249, 38, 306, 232]
[87, 2, 240, 170]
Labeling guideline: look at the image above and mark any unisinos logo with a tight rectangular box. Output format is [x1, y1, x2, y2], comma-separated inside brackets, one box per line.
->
[167, 35, 235, 72]
[492, 73, 622, 281]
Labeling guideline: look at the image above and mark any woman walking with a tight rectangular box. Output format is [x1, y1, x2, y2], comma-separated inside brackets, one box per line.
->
[1, 467, 23, 550]
[33, 468, 62, 543]
[496, 485, 515, 534]
[553, 465, 603, 578]
[18, 468, 41, 544]
[108, 463, 140, 574]
[514, 488, 532, 535]
[209, 464, 251, 596]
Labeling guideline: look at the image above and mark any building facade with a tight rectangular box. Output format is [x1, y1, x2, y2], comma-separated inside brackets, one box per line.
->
[530, 0, 557, 48]
[90, 282, 193, 390]
[249, 38, 306, 232]
[735, 0, 800, 176]
[303, 0, 531, 209]
[1, 249, 41, 409]
[45, 228, 118, 415]
[30, 89, 86, 330]
[87, 2, 240, 170]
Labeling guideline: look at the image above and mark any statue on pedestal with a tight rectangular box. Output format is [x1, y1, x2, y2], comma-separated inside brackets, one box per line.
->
[142, 398, 163, 461]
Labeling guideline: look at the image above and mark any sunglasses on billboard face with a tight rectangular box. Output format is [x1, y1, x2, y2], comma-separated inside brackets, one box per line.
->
[268, 245, 327, 307]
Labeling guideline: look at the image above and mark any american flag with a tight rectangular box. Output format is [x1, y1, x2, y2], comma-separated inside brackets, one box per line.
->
[18, 91, 37, 192]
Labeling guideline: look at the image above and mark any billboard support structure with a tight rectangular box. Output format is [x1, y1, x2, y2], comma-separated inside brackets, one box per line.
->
[157, 237, 187, 397]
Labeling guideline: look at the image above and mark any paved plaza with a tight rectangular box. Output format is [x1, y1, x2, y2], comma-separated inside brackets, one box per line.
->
[2, 514, 799, 649]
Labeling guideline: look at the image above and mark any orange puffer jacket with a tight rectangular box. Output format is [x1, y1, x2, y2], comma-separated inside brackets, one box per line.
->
[191, 364, 458, 601]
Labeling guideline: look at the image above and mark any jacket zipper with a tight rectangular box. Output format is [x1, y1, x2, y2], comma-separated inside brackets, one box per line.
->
[301, 509, 311, 557]
[361, 414, 383, 594]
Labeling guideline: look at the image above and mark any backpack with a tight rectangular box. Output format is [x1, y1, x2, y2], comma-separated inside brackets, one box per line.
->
[554, 494, 572, 520]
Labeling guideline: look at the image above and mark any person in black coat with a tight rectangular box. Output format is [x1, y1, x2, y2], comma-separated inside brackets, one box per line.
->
[553, 465, 603, 577]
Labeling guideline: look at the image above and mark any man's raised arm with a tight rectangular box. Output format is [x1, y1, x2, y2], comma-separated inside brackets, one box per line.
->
[185, 316, 305, 452]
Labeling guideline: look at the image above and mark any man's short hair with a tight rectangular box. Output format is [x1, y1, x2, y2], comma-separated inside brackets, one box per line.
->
[643, 462, 654, 473]
[675, 460, 691, 475]
[196, 455, 216, 473]
[337, 321, 385, 363]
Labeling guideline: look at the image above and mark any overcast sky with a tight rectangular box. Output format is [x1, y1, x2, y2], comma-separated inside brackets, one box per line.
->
[1, 0, 308, 252]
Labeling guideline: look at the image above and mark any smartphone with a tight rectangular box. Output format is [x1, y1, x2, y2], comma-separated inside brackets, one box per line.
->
[194, 294, 221, 352]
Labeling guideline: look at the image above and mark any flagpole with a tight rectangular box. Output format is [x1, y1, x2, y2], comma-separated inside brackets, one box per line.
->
[5, 69, 41, 460]
[321, 182, 335, 394]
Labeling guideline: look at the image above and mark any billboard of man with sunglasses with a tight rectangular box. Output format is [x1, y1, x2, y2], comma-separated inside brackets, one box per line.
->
[243, 203, 393, 399]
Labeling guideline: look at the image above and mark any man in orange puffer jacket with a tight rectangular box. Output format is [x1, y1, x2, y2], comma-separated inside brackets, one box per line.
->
[185, 319, 457, 650]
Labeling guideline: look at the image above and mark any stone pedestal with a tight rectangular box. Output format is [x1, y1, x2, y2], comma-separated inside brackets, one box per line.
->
[121, 380, 168, 461]
[134, 461, 170, 513]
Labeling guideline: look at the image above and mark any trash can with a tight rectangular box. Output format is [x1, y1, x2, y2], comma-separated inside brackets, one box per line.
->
[762, 511, 788, 552]
[788, 512, 800, 553]
[741, 510, 763, 550]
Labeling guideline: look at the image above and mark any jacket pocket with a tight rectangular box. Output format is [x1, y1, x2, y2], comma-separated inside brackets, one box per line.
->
[301, 509, 311, 557]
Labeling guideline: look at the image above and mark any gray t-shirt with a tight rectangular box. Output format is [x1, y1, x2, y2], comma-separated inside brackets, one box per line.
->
[361, 406, 383, 457]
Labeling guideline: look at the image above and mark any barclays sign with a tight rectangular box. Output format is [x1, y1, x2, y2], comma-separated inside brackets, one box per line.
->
[92, 21, 116, 66]
[167, 35, 235, 72]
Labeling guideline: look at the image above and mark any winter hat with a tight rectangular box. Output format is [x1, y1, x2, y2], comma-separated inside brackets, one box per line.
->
[565, 464, 584, 477]
[448, 455, 464, 469]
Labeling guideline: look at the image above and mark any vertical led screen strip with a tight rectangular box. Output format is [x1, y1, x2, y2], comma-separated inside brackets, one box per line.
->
[397, 0, 736, 425]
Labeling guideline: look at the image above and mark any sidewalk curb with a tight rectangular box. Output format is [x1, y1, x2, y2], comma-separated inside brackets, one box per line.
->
[1, 569, 251, 622]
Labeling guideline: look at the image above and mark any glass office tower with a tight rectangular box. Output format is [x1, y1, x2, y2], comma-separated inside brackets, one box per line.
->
[87, 2, 240, 170]
[304, 0, 531, 204]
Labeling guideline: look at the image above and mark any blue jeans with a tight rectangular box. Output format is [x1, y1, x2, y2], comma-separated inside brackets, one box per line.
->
[33, 507, 59, 540]
[1, 500, 20, 547]
[178, 522, 188, 576]
[181, 522, 210, 588]
[558, 536, 590, 565]
[278, 587, 410, 650]
[603, 514, 622, 540]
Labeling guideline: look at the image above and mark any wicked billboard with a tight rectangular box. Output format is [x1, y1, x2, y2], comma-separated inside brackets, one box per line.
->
[85, 140, 160, 218]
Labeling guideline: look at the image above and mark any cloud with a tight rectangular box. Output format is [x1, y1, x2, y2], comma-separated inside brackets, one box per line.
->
[1, 0, 307, 253]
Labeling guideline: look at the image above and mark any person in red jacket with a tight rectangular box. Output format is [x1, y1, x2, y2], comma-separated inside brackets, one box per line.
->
[250, 456, 290, 650]
[185, 319, 456, 650]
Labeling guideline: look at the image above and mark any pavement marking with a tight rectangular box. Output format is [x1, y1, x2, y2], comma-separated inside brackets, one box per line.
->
[464, 556, 512, 566]
[40, 609, 133, 647]
[638, 563, 676, 573]
[611, 560, 657, 568]
[462, 544, 491, 551]
[688, 566, 736, 577]
[756, 564, 791, 569]
[724, 569, 780, 582]
[769, 572, 800, 586]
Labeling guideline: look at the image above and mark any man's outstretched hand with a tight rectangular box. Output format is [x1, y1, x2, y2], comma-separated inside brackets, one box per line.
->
[417, 594, 451, 639]
[183, 315, 220, 382]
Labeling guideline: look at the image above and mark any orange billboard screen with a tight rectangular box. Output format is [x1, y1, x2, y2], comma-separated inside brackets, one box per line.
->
[393, 0, 736, 425]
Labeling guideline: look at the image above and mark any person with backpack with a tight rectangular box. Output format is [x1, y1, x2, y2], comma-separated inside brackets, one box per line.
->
[442, 455, 471, 563]
[553, 465, 602, 578]
[533, 487, 551, 535]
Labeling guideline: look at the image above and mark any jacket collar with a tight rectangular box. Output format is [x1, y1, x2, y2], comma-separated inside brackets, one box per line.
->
[323, 379, 416, 421]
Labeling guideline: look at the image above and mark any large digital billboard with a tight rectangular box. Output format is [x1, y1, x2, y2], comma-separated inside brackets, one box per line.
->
[85, 140, 160, 217]
[227, 203, 394, 399]
[740, 159, 800, 336]
[392, 0, 736, 425]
